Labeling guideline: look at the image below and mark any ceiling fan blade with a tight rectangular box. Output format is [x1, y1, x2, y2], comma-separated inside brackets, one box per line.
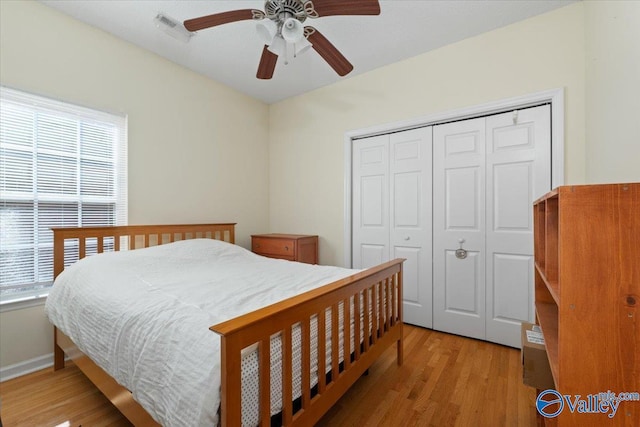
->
[306, 27, 354, 77]
[184, 9, 258, 32]
[307, 0, 380, 17]
[257, 46, 278, 80]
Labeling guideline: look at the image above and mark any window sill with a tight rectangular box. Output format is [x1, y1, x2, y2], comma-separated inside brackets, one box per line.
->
[0, 294, 48, 313]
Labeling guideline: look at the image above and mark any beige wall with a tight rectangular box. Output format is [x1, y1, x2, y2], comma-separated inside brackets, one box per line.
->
[584, 1, 640, 183]
[0, 1, 269, 370]
[0, 306, 52, 370]
[269, 3, 586, 267]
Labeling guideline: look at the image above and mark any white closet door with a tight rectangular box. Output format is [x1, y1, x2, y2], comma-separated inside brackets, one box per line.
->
[352, 128, 433, 328]
[433, 106, 551, 347]
[352, 135, 390, 269]
[485, 105, 551, 347]
[433, 118, 487, 340]
[390, 127, 433, 328]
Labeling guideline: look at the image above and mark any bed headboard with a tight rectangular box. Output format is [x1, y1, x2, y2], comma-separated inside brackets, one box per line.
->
[51, 223, 236, 279]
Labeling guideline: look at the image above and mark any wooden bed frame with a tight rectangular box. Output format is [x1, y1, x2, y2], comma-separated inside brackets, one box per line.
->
[51, 223, 404, 427]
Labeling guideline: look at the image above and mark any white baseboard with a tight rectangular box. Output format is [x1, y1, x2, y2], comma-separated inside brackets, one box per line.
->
[0, 353, 53, 382]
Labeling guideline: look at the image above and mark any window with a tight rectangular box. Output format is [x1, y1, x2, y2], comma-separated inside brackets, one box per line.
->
[0, 87, 127, 305]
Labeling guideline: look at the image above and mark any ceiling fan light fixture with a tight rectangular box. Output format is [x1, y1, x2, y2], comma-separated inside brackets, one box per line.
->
[294, 37, 313, 56]
[267, 35, 286, 57]
[256, 19, 278, 45]
[281, 17, 304, 43]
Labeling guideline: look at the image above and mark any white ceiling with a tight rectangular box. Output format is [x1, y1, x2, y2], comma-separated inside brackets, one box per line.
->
[39, 0, 575, 104]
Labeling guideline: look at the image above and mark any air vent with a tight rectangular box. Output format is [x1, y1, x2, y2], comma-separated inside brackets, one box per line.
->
[154, 12, 194, 43]
[157, 14, 177, 28]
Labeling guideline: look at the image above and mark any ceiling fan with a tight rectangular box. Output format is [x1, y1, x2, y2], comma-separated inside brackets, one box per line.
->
[183, 0, 381, 80]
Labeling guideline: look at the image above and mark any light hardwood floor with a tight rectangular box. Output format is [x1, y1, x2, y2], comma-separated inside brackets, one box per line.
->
[0, 325, 536, 426]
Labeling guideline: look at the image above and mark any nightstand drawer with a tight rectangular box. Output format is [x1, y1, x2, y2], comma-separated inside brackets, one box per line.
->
[251, 234, 318, 264]
[252, 237, 296, 258]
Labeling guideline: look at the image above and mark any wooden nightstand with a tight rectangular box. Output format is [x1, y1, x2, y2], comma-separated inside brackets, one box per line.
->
[251, 234, 318, 264]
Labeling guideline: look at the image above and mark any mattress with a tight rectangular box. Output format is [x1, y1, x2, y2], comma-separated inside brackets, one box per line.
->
[44, 238, 366, 426]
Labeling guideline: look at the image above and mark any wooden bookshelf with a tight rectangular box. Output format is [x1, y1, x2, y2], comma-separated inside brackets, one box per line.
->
[533, 183, 639, 426]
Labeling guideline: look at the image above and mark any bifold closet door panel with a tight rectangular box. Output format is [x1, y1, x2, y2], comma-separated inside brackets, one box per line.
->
[433, 117, 487, 341]
[352, 135, 390, 270]
[389, 127, 433, 329]
[485, 105, 551, 347]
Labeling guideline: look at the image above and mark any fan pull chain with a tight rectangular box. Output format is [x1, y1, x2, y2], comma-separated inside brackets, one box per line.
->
[284, 42, 290, 65]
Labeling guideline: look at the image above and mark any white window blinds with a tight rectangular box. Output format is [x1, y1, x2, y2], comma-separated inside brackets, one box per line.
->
[0, 87, 127, 304]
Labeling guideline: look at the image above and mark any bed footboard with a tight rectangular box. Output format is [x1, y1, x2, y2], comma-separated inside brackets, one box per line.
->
[212, 259, 404, 426]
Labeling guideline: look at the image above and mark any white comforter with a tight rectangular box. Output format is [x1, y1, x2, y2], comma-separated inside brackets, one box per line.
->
[45, 238, 358, 426]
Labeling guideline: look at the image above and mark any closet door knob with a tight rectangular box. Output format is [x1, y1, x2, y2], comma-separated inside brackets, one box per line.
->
[456, 238, 467, 259]
[404, 236, 410, 241]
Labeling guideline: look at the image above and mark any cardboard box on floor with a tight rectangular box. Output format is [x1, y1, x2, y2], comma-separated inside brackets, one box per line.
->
[521, 322, 555, 390]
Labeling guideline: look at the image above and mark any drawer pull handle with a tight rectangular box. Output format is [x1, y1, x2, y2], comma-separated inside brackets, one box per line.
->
[284, 246, 289, 251]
